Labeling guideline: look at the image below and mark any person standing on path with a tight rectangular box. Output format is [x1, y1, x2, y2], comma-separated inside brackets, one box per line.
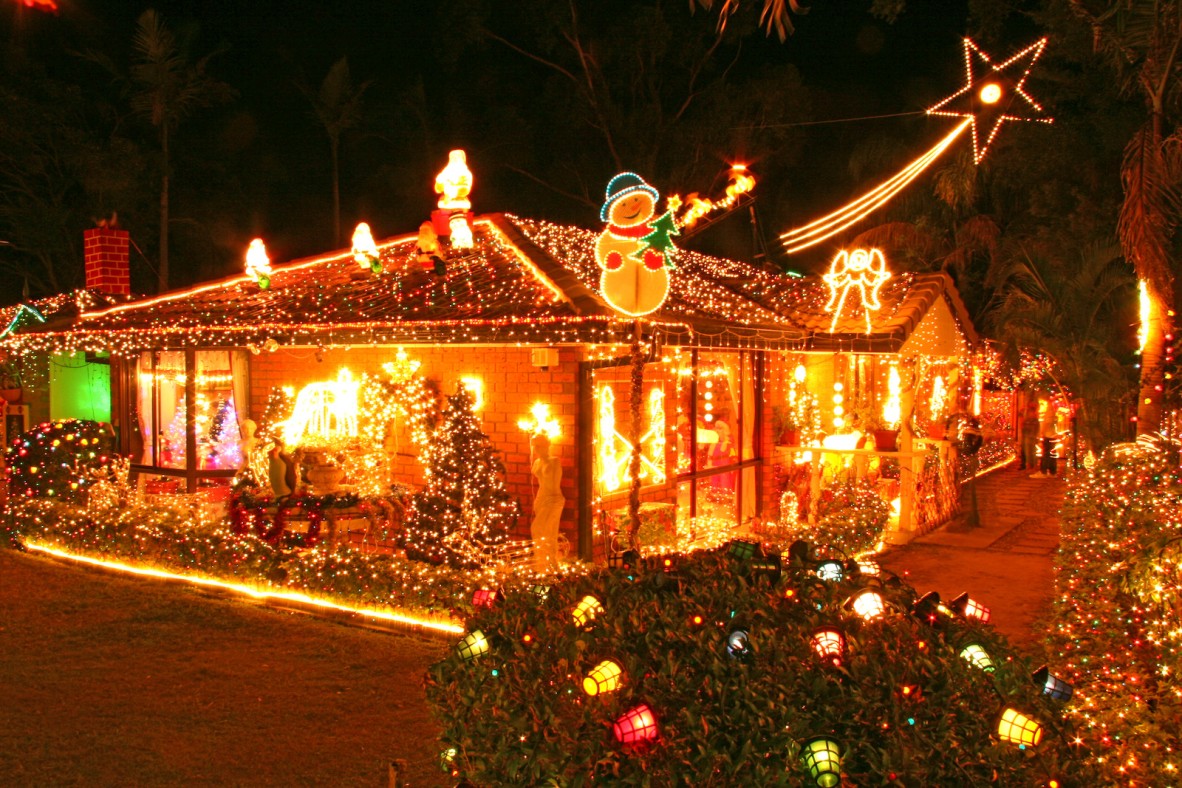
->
[1019, 399, 1040, 471]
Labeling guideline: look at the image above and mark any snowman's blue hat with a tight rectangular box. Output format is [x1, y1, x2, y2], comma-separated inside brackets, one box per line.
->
[600, 172, 659, 222]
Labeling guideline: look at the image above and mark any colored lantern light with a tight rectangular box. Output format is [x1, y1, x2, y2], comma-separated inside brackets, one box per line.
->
[855, 558, 880, 577]
[751, 556, 782, 581]
[800, 736, 842, 788]
[810, 627, 846, 664]
[949, 592, 991, 623]
[583, 660, 624, 696]
[572, 595, 604, 627]
[728, 539, 759, 560]
[912, 591, 946, 625]
[996, 706, 1044, 748]
[612, 703, 659, 747]
[959, 643, 996, 673]
[531, 584, 551, 600]
[726, 629, 752, 659]
[848, 589, 886, 620]
[1032, 665, 1074, 701]
[816, 560, 844, 582]
[351, 222, 381, 273]
[471, 588, 499, 609]
[457, 630, 490, 661]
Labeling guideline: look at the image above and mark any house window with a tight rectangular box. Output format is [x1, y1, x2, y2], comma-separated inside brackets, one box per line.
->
[135, 350, 248, 473]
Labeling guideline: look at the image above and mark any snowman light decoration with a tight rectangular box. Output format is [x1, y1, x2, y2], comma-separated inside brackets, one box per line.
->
[596, 172, 678, 317]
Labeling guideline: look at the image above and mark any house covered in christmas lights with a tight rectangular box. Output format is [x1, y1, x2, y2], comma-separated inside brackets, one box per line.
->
[0, 164, 985, 562]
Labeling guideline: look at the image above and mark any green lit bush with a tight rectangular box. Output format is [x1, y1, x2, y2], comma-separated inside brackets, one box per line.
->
[427, 545, 1095, 785]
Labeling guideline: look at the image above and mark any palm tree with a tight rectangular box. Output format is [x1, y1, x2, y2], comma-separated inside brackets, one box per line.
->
[298, 57, 371, 247]
[987, 243, 1135, 446]
[127, 10, 232, 293]
[1067, 1, 1182, 434]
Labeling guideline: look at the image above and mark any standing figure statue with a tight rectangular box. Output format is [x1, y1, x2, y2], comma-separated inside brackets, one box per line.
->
[530, 433, 564, 573]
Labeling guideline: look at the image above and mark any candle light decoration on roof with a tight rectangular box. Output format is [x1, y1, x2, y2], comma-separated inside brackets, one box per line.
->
[433, 149, 475, 250]
[245, 238, 272, 289]
[351, 222, 382, 274]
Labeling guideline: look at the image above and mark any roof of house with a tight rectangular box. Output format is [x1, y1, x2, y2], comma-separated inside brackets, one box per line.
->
[0, 213, 976, 356]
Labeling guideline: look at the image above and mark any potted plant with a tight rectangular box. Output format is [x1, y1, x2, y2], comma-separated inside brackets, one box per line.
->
[866, 411, 900, 452]
[0, 360, 22, 403]
[772, 405, 799, 446]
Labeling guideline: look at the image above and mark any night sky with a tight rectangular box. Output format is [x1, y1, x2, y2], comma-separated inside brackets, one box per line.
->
[2, 0, 1017, 284]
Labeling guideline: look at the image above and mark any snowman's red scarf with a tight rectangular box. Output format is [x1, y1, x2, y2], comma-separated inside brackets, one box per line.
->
[607, 223, 650, 239]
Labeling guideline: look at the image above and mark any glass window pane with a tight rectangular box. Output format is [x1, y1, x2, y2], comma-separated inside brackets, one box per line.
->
[196, 350, 241, 470]
[696, 353, 738, 469]
[154, 351, 186, 469]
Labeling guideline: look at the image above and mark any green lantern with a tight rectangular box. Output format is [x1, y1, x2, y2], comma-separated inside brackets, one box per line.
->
[959, 643, 995, 672]
[457, 629, 490, 661]
[800, 736, 842, 787]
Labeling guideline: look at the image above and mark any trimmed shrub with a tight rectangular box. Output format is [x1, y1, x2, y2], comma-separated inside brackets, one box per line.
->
[427, 545, 1094, 785]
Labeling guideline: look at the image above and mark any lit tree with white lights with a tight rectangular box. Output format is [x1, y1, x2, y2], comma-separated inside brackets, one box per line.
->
[404, 388, 519, 566]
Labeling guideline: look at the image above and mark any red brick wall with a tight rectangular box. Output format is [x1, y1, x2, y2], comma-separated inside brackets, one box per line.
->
[83, 228, 130, 296]
[248, 344, 581, 543]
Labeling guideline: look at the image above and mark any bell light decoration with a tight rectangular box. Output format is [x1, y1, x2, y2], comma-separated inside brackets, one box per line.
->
[583, 659, 624, 696]
[799, 736, 843, 787]
[816, 560, 844, 582]
[948, 591, 991, 623]
[351, 222, 381, 273]
[572, 595, 604, 627]
[456, 629, 490, 661]
[471, 588, 499, 609]
[1032, 665, 1074, 701]
[244, 238, 272, 289]
[959, 643, 996, 673]
[810, 627, 846, 665]
[726, 629, 752, 659]
[996, 706, 1044, 748]
[848, 589, 886, 620]
[612, 703, 659, 747]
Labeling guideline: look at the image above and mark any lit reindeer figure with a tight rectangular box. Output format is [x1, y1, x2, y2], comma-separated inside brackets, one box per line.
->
[279, 368, 360, 446]
[823, 247, 891, 334]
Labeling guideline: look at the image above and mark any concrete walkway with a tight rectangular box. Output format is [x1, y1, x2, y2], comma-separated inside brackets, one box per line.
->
[879, 464, 1063, 655]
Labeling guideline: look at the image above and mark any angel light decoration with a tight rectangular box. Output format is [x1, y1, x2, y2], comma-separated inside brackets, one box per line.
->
[823, 247, 891, 334]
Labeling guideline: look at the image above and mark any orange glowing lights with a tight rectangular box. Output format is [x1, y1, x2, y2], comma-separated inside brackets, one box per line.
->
[927, 37, 1052, 164]
[780, 120, 969, 254]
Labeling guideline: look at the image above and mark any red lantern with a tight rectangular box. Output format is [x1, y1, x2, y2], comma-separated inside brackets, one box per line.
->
[613, 703, 659, 746]
[472, 588, 499, 609]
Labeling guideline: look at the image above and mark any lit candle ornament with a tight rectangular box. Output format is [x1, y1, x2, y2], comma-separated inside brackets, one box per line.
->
[351, 222, 381, 273]
[244, 238, 272, 289]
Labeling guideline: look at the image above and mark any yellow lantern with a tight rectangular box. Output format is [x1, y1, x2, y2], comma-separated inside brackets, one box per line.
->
[996, 706, 1043, 748]
[583, 660, 624, 695]
[456, 630, 489, 661]
[572, 595, 604, 627]
[848, 589, 886, 621]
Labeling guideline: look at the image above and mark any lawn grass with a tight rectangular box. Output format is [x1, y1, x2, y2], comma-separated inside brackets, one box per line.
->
[0, 548, 447, 786]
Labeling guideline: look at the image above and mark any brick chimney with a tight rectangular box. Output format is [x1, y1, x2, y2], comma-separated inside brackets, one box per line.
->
[84, 227, 131, 296]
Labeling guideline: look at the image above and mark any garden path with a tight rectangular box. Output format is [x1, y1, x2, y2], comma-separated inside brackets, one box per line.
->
[878, 463, 1063, 656]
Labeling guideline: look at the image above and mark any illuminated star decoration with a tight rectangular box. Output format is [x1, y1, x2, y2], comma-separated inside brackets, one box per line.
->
[823, 248, 891, 334]
[927, 37, 1052, 164]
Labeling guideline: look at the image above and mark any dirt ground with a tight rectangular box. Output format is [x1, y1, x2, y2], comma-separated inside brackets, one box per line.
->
[0, 548, 448, 787]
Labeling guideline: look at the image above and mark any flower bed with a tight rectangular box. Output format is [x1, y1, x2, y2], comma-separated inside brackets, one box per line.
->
[428, 543, 1095, 785]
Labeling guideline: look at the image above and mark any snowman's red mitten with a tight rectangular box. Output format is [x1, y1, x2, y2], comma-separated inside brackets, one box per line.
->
[642, 249, 664, 270]
[604, 250, 624, 271]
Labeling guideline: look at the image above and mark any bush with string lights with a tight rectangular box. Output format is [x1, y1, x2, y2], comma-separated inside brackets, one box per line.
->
[3, 419, 115, 503]
[427, 543, 1096, 785]
[1051, 441, 1182, 783]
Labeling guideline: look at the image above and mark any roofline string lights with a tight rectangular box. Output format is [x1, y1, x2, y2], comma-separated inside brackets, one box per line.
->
[782, 37, 1051, 254]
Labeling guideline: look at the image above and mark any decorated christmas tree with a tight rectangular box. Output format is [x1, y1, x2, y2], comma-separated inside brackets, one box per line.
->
[207, 397, 242, 469]
[256, 386, 295, 442]
[4, 419, 115, 503]
[404, 387, 519, 566]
